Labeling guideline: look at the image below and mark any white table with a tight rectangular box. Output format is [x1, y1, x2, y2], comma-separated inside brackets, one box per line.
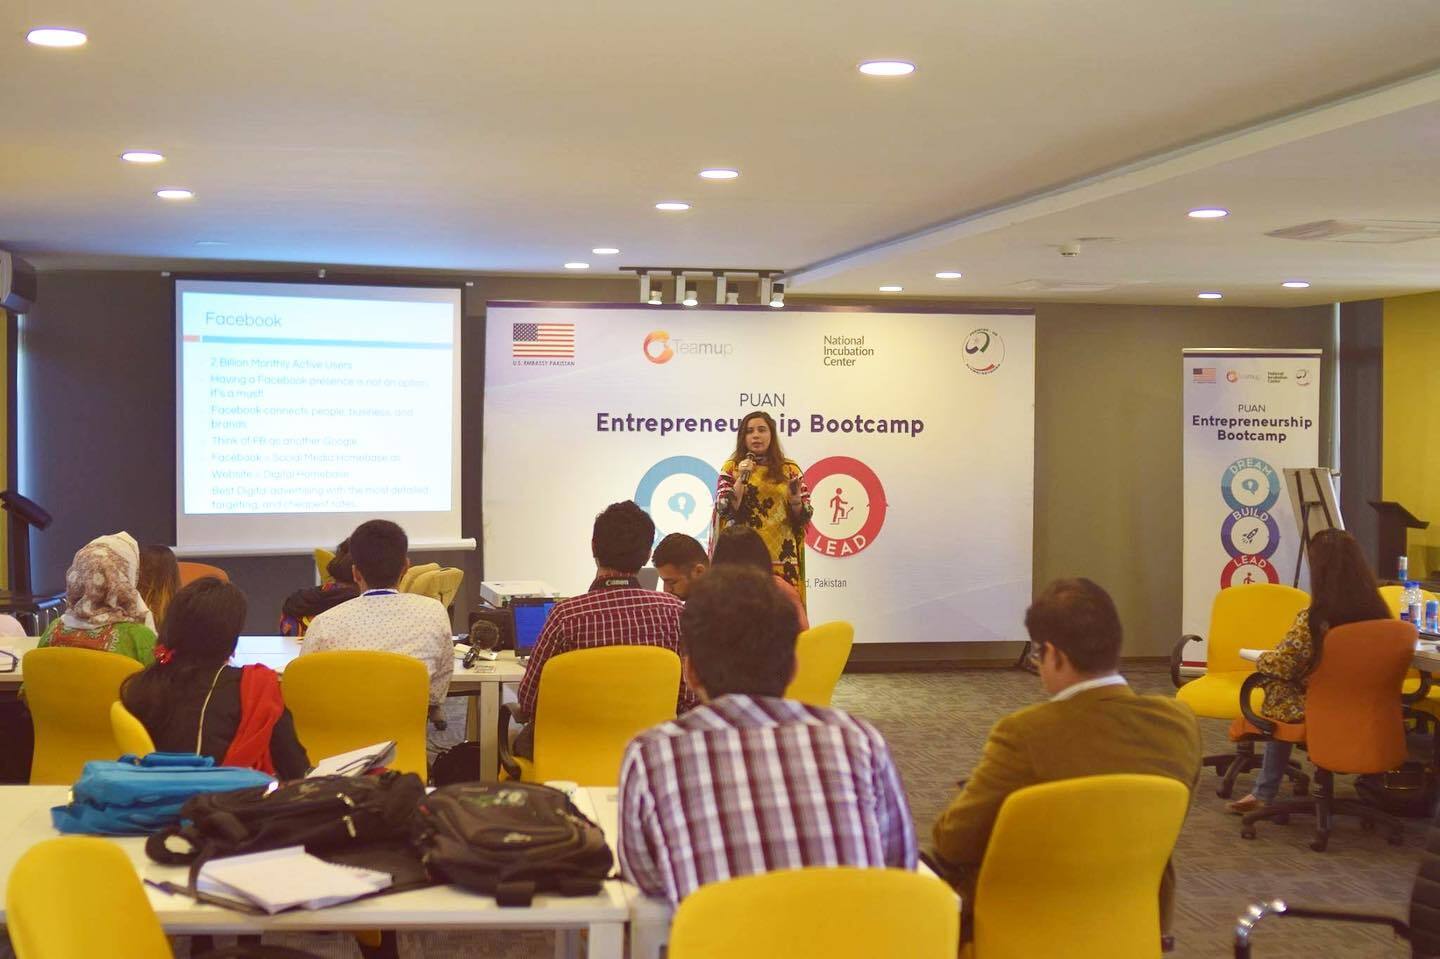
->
[1242, 642, 1440, 673]
[0, 636, 527, 780]
[0, 785, 625, 958]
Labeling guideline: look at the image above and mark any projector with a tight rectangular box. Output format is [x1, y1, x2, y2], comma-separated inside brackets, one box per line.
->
[479, 580, 560, 607]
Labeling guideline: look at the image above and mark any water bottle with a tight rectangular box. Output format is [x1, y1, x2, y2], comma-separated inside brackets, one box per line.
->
[1403, 580, 1423, 626]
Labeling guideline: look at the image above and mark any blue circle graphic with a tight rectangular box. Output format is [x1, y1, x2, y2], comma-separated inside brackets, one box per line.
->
[634, 455, 721, 546]
[1220, 457, 1281, 512]
[1220, 508, 1281, 560]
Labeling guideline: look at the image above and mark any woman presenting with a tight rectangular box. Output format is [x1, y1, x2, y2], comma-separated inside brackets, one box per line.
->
[715, 411, 814, 604]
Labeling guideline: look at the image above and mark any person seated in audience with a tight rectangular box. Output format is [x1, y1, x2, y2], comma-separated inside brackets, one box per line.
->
[299, 520, 453, 710]
[1227, 528, 1390, 814]
[652, 532, 710, 600]
[121, 578, 309, 778]
[711, 526, 810, 630]
[279, 538, 362, 637]
[137, 544, 180, 630]
[37, 532, 158, 665]
[514, 501, 693, 758]
[931, 577, 1201, 937]
[618, 565, 916, 902]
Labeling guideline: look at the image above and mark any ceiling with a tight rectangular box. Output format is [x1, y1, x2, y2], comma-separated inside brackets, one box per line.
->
[4, 0, 1440, 305]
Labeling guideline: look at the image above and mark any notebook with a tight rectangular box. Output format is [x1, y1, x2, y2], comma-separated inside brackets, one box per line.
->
[306, 741, 397, 778]
[197, 846, 391, 913]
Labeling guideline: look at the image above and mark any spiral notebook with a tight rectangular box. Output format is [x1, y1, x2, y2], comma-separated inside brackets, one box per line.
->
[196, 846, 393, 913]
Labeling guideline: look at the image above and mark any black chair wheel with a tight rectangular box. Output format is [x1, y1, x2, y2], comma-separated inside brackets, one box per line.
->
[1241, 827, 1257, 840]
[1310, 835, 1329, 852]
[1292, 783, 1309, 797]
[1216, 783, 1235, 799]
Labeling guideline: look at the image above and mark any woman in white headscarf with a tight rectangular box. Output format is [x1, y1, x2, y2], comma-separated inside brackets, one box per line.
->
[36, 532, 158, 666]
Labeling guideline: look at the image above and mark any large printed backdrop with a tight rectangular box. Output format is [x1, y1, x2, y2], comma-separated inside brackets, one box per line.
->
[483, 305, 1035, 644]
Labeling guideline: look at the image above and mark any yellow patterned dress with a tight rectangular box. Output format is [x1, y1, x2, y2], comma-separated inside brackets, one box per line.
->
[1255, 610, 1313, 723]
[715, 458, 814, 605]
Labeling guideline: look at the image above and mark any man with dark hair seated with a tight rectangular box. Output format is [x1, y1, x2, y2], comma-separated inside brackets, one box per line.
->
[651, 532, 709, 600]
[931, 577, 1201, 937]
[617, 565, 916, 903]
[515, 502, 695, 753]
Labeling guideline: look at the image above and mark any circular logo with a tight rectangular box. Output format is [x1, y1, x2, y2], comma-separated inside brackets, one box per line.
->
[643, 330, 674, 364]
[1226, 370, 1239, 383]
[635, 456, 719, 546]
[1220, 457, 1280, 512]
[803, 455, 887, 558]
[963, 329, 1004, 374]
[1221, 555, 1279, 588]
[1220, 508, 1280, 560]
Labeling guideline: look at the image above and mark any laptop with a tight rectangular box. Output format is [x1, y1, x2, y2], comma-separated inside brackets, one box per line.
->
[510, 597, 557, 662]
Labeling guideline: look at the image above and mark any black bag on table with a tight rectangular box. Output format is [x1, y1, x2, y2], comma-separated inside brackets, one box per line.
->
[414, 782, 613, 906]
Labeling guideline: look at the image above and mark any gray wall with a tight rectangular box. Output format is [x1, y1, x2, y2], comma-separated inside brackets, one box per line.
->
[18, 268, 1334, 654]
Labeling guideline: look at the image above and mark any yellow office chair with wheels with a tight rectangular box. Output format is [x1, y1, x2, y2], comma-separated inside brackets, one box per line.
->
[398, 562, 440, 594]
[969, 775, 1189, 959]
[499, 645, 680, 785]
[23, 647, 143, 784]
[668, 867, 959, 959]
[109, 701, 156, 756]
[314, 547, 336, 585]
[282, 651, 430, 777]
[785, 620, 854, 706]
[407, 566, 464, 610]
[1172, 583, 1309, 797]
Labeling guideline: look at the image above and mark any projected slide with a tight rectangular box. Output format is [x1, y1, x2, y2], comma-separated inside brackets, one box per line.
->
[176, 281, 462, 549]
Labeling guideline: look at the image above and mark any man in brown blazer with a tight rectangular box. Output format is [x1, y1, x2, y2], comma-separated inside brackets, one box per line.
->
[932, 578, 1202, 936]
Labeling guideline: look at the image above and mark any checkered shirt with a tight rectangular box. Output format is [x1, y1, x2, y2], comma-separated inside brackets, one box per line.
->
[515, 585, 693, 720]
[617, 694, 917, 903]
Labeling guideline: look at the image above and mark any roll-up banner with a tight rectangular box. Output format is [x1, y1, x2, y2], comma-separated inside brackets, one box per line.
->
[483, 304, 1036, 645]
[1181, 349, 1322, 662]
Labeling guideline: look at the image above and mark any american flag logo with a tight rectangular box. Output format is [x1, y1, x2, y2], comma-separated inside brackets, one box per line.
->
[512, 322, 575, 359]
[1192, 367, 1216, 383]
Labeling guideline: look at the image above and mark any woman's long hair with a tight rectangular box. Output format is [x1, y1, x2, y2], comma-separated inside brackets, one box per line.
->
[121, 578, 248, 734]
[729, 411, 788, 478]
[137, 544, 180, 629]
[1305, 528, 1391, 674]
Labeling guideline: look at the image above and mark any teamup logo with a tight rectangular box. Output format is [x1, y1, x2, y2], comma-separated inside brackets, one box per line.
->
[1218, 456, 1282, 587]
[963, 329, 1004, 374]
[642, 330, 734, 365]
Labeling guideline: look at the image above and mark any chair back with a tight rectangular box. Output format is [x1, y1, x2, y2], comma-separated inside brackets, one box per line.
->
[176, 561, 228, 586]
[398, 562, 440, 593]
[1303, 619, 1414, 773]
[667, 866, 958, 959]
[972, 774, 1190, 959]
[282, 650, 430, 777]
[6, 836, 172, 959]
[314, 547, 336, 586]
[408, 567, 464, 609]
[531, 645, 681, 785]
[1203, 583, 1309, 674]
[109, 700, 156, 756]
[23, 647, 143, 784]
[784, 620, 854, 706]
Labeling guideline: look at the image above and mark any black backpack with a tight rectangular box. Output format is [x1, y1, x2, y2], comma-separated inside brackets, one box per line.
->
[414, 782, 614, 906]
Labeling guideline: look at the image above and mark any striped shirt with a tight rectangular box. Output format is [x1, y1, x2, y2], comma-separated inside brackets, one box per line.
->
[617, 694, 917, 903]
[516, 582, 694, 720]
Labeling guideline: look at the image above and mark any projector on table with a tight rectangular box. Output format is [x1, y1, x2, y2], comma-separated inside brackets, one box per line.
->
[479, 580, 560, 608]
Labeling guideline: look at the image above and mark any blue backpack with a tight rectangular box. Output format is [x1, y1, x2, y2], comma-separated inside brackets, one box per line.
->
[51, 753, 274, 835]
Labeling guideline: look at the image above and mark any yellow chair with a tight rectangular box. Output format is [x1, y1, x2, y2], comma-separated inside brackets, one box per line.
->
[23, 647, 143, 784]
[668, 867, 958, 959]
[1172, 583, 1309, 797]
[407, 566, 464, 610]
[314, 547, 336, 585]
[499, 645, 680, 785]
[971, 774, 1189, 959]
[7, 837, 172, 959]
[109, 701, 155, 756]
[398, 562, 440, 594]
[282, 651, 430, 777]
[785, 621, 854, 706]
[176, 561, 228, 586]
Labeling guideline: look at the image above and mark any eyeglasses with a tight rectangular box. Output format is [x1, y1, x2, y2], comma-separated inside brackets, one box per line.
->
[0, 649, 16, 674]
[1026, 642, 1046, 666]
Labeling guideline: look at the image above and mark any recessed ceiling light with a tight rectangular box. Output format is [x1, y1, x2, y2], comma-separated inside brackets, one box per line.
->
[858, 60, 916, 77]
[564, 262, 590, 270]
[879, 285, 904, 292]
[1187, 208, 1229, 219]
[699, 169, 739, 180]
[156, 189, 194, 200]
[121, 151, 164, 164]
[27, 27, 87, 47]
[1282, 280, 1311, 289]
[1197, 291, 1223, 300]
[195, 240, 227, 246]
[935, 271, 963, 280]
[591, 247, 620, 255]
[655, 202, 690, 212]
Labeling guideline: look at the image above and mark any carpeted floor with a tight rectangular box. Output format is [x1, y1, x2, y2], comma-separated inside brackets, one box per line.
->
[219, 666, 1422, 957]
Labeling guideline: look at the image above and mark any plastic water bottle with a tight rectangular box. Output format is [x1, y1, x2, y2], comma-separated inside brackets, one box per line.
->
[1403, 580, 1424, 626]
[1400, 555, 1410, 582]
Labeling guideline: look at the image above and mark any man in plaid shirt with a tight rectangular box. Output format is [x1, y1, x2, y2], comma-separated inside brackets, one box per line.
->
[617, 565, 916, 903]
[513, 502, 694, 756]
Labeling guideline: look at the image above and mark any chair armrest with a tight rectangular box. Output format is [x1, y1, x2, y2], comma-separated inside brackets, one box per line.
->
[1234, 899, 1409, 958]
[1238, 673, 1274, 736]
[498, 702, 524, 780]
[1171, 635, 1200, 688]
[1405, 670, 1433, 705]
